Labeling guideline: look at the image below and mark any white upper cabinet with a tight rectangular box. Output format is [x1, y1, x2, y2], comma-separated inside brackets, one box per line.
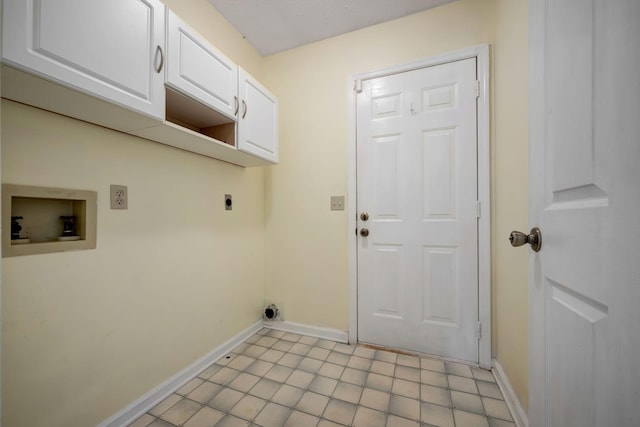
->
[2, 0, 165, 121]
[166, 9, 238, 120]
[237, 69, 279, 163]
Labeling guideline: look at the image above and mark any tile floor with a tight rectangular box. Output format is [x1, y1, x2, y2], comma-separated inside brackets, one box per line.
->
[128, 328, 514, 427]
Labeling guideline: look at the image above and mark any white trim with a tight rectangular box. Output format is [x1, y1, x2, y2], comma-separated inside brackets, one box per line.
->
[263, 320, 349, 343]
[492, 359, 529, 427]
[97, 320, 263, 427]
[348, 44, 492, 367]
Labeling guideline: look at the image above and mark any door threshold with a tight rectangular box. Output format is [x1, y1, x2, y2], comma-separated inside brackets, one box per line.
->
[358, 341, 481, 368]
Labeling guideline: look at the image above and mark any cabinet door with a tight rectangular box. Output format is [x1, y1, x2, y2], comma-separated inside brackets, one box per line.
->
[166, 10, 238, 120]
[2, 0, 165, 120]
[237, 69, 279, 163]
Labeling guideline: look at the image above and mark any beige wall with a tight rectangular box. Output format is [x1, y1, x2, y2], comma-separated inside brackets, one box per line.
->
[262, 0, 529, 409]
[1, 2, 266, 426]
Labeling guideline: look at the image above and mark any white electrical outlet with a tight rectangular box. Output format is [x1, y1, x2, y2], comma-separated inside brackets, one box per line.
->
[110, 185, 128, 210]
[330, 195, 345, 211]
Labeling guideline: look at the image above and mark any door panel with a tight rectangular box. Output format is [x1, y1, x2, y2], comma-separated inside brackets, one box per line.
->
[357, 58, 478, 362]
[530, 0, 640, 425]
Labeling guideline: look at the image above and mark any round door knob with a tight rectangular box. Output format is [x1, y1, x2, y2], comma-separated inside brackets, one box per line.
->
[360, 228, 370, 237]
[509, 227, 542, 252]
[360, 212, 369, 221]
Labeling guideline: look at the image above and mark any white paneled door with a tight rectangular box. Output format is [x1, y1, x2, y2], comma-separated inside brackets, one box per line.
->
[356, 58, 479, 363]
[529, 1, 640, 426]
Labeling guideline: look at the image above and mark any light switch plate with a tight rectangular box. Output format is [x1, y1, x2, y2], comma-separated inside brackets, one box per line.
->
[110, 185, 127, 210]
[330, 195, 345, 211]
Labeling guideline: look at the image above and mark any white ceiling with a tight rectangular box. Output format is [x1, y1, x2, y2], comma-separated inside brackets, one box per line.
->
[208, 0, 457, 56]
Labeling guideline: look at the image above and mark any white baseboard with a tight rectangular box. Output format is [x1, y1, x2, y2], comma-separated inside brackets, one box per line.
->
[263, 320, 348, 343]
[492, 359, 529, 427]
[98, 320, 263, 427]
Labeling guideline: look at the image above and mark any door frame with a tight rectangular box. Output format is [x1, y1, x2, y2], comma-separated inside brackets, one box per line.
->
[347, 44, 491, 368]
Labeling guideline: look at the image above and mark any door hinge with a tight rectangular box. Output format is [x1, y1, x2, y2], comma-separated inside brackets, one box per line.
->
[476, 201, 481, 218]
[476, 321, 482, 340]
[354, 79, 363, 93]
[476, 80, 481, 98]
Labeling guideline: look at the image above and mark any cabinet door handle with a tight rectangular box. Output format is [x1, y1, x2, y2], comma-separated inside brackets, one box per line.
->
[234, 96, 239, 116]
[242, 100, 247, 119]
[155, 45, 164, 73]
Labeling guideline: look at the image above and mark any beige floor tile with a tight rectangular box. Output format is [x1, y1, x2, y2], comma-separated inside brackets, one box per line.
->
[254, 402, 291, 427]
[421, 358, 446, 373]
[281, 333, 302, 342]
[333, 382, 363, 404]
[365, 373, 393, 392]
[271, 384, 304, 407]
[256, 336, 278, 348]
[198, 364, 222, 380]
[188, 381, 222, 404]
[272, 340, 295, 352]
[229, 395, 266, 421]
[298, 357, 323, 373]
[472, 367, 496, 383]
[421, 402, 455, 427]
[421, 370, 448, 388]
[389, 395, 420, 421]
[318, 362, 345, 379]
[277, 353, 303, 369]
[348, 356, 372, 371]
[392, 378, 420, 399]
[445, 361, 473, 378]
[266, 329, 286, 339]
[317, 420, 344, 427]
[352, 406, 386, 427]
[482, 397, 513, 421]
[149, 394, 181, 416]
[323, 399, 357, 425]
[228, 373, 261, 393]
[396, 354, 420, 369]
[489, 417, 516, 427]
[245, 360, 274, 377]
[353, 346, 376, 359]
[326, 351, 350, 366]
[209, 367, 240, 386]
[177, 378, 204, 396]
[454, 409, 490, 427]
[183, 406, 225, 427]
[359, 388, 390, 412]
[214, 415, 250, 427]
[147, 420, 174, 427]
[259, 349, 285, 363]
[159, 398, 201, 425]
[370, 360, 395, 377]
[299, 336, 319, 346]
[477, 380, 503, 399]
[227, 355, 256, 371]
[309, 375, 338, 396]
[374, 350, 397, 364]
[421, 384, 451, 407]
[208, 388, 244, 412]
[341, 367, 368, 386]
[285, 370, 315, 388]
[284, 410, 320, 427]
[289, 343, 312, 356]
[395, 365, 420, 382]
[307, 347, 331, 361]
[243, 345, 268, 358]
[249, 378, 281, 400]
[234, 343, 250, 354]
[128, 413, 155, 427]
[245, 335, 261, 344]
[296, 391, 330, 416]
[386, 415, 420, 427]
[333, 343, 356, 355]
[264, 365, 293, 383]
[448, 375, 478, 394]
[316, 339, 337, 351]
[451, 390, 484, 415]
[216, 354, 235, 366]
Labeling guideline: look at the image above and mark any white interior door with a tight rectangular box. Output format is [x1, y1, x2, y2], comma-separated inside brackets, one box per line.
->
[529, 1, 640, 426]
[356, 58, 479, 363]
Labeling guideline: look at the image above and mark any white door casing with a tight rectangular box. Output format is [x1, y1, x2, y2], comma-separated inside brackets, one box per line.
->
[529, 1, 640, 426]
[351, 46, 490, 366]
